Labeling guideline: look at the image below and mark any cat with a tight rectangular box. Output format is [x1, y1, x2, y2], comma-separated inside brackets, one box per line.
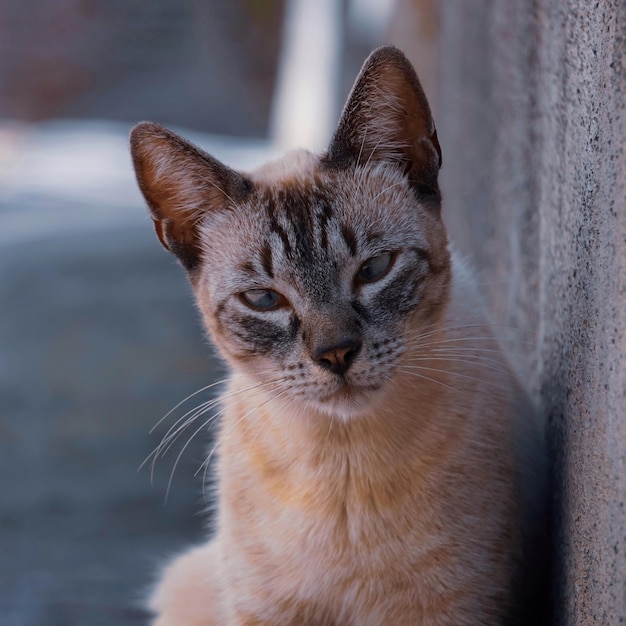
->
[130, 46, 548, 626]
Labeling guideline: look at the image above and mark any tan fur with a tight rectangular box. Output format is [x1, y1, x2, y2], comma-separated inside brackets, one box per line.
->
[149, 259, 541, 625]
[132, 47, 547, 625]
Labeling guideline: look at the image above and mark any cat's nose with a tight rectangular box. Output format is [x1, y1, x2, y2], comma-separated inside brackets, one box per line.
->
[315, 339, 362, 376]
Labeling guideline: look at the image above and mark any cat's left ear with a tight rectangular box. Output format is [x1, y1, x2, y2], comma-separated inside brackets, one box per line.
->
[325, 46, 441, 197]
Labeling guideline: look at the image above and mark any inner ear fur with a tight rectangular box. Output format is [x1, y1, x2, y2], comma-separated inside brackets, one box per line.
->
[325, 46, 441, 198]
[130, 122, 252, 272]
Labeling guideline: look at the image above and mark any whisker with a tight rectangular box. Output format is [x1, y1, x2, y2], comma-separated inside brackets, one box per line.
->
[164, 381, 278, 503]
[406, 354, 504, 371]
[149, 377, 229, 434]
[164, 375, 288, 502]
[151, 397, 221, 457]
[396, 368, 459, 394]
[199, 437, 221, 505]
[364, 136, 384, 170]
[414, 320, 536, 335]
[165, 410, 222, 504]
[356, 125, 368, 167]
[430, 345, 513, 355]
[142, 395, 227, 479]
[144, 402, 223, 486]
[207, 179, 236, 206]
[399, 364, 510, 391]
[405, 335, 536, 351]
[372, 180, 406, 201]
[405, 324, 536, 345]
[154, 401, 221, 464]
[153, 378, 271, 459]
[197, 382, 291, 502]
[427, 347, 524, 366]
[141, 375, 282, 481]
[225, 382, 287, 451]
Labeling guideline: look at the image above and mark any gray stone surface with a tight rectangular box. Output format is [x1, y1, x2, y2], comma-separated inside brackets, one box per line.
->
[437, 1, 626, 623]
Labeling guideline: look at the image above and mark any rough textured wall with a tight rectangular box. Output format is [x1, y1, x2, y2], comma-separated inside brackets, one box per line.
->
[437, 1, 626, 623]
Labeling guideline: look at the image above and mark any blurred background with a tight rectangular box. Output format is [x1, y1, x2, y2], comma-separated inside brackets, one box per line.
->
[0, 0, 437, 624]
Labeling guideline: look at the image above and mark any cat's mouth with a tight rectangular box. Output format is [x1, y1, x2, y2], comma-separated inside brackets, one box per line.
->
[322, 384, 358, 403]
[315, 380, 383, 418]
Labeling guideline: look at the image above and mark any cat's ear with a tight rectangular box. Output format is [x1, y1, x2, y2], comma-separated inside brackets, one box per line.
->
[325, 46, 441, 196]
[130, 122, 252, 272]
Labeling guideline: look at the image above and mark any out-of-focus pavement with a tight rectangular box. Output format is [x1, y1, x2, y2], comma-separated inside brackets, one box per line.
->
[1, 0, 287, 615]
[0, 121, 273, 625]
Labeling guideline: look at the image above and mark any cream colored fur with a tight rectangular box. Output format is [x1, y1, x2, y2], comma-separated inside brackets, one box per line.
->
[149, 250, 543, 625]
[131, 46, 547, 626]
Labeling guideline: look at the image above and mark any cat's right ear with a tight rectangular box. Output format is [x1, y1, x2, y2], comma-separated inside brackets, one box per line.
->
[130, 122, 252, 272]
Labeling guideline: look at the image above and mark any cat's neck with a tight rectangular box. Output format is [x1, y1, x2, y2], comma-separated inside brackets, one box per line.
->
[222, 352, 466, 480]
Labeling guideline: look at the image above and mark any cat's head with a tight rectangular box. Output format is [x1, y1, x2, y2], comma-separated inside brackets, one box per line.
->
[130, 46, 450, 419]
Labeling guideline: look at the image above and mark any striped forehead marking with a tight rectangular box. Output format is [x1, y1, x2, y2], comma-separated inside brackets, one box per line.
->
[258, 183, 359, 273]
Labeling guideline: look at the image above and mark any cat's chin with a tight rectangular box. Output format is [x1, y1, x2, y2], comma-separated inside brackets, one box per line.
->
[310, 385, 382, 421]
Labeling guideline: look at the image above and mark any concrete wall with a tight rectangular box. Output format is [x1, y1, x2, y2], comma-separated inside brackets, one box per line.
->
[435, 1, 626, 623]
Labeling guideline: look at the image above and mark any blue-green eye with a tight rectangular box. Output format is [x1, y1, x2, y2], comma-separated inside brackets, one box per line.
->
[356, 253, 394, 284]
[240, 289, 284, 311]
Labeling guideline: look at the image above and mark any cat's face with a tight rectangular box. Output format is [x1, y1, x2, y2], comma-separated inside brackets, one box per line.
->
[196, 155, 450, 417]
[130, 46, 449, 418]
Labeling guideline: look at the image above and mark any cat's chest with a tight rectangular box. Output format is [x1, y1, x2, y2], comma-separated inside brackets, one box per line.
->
[218, 392, 450, 566]
[219, 439, 451, 623]
[222, 425, 434, 554]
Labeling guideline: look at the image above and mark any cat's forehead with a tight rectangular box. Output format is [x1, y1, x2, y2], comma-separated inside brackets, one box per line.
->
[250, 149, 319, 184]
[247, 149, 418, 230]
[200, 150, 431, 298]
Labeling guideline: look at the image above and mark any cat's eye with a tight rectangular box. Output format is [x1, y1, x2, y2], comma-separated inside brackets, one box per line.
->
[240, 289, 285, 311]
[356, 253, 395, 284]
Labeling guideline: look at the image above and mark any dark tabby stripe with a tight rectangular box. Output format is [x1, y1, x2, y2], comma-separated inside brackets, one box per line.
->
[239, 261, 256, 276]
[366, 231, 384, 245]
[260, 243, 274, 278]
[289, 314, 302, 339]
[318, 201, 334, 251]
[168, 239, 201, 272]
[264, 187, 338, 266]
[228, 313, 289, 354]
[374, 265, 422, 314]
[351, 299, 371, 323]
[341, 223, 358, 256]
[409, 246, 436, 271]
[266, 196, 293, 256]
[281, 189, 316, 260]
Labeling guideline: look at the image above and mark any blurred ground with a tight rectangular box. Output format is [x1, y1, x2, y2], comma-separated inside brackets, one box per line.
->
[0, 217, 219, 625]
[0, 123, 249, 625]
[0, 1, 284, 623]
